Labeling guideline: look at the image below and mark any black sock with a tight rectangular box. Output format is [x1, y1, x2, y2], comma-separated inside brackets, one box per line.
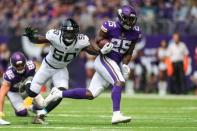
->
[44, 87, 66, 113]
[44, 98, 62, 113]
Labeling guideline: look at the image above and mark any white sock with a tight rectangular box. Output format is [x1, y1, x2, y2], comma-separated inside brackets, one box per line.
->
[113, 111, 120, 116]
[37, 109, 47, 116]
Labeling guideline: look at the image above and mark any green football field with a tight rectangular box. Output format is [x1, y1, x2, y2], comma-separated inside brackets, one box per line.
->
[1, 94, 197, 131]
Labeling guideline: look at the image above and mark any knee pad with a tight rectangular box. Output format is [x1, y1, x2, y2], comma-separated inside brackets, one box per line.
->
[15, 109, 28, 117]
[86, 90, 95, 100]
[26, 86, 38, 97]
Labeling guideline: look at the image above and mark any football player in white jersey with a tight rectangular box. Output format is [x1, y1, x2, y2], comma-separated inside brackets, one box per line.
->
[45, 5, 141, 124]
[23, 18, 113, 124]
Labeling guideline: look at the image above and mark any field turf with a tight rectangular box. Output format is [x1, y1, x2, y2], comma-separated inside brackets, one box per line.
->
[1, 94, 197, 131]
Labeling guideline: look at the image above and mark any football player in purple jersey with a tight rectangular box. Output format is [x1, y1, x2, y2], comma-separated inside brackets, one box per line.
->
[45, 5, 142, 124]
[0, 52, 41, 125]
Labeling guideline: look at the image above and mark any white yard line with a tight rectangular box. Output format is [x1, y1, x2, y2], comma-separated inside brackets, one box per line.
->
[99, 93, 197, 100]
[0, 126, 197, 129]
[0, 126, 86, 129]
[48, 114, 110, 118]
[48, 113, 196, 120]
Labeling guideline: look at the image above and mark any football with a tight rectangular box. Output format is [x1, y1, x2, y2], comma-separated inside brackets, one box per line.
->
[97, 39, 110, 48]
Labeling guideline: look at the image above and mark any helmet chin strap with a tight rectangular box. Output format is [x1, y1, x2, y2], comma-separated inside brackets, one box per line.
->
[63, 38, 76, 46]
[65, 38, 74, 43]
[123, 24, 132, 30]
[16, 69, 25, 74]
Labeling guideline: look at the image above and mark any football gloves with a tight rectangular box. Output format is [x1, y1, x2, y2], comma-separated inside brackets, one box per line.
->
[100, 42, 113, 54]
[23, 27, 38, 39]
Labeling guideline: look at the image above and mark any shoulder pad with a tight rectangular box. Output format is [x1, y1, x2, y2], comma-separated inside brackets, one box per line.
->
[3, 69, 15, 82]
[133, 26, 142, 41]
[101, 21, 117, 33]
[46, 29, 60, 42]
[77, 34, 90, 47]
[26, 60, 36, 72]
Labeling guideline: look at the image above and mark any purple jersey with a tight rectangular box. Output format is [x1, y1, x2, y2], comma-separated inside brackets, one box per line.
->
[101, 20, 142, 63]
[3, 60, 36, 92]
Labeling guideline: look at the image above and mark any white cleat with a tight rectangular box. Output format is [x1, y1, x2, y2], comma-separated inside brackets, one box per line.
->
[0, 119, 10, 125]
[45, 87, 62, 105]
[112, 113, 131, 124]
[32, 114, 48, 125]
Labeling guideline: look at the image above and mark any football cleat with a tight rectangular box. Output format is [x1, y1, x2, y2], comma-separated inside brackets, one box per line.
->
[112, 113, 131, 124]
[0, 119, 10, 125]
[44, 87, 62, 105]
[32, 114, 48, 125]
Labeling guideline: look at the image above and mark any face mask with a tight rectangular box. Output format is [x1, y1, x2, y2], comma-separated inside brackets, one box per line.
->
[16, 69, 25, 74]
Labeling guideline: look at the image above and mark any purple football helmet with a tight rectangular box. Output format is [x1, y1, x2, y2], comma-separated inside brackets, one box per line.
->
[10, 52, 27, 74]
[117, 5, 137, 30]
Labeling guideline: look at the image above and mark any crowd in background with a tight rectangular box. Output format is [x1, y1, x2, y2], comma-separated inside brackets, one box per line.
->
[0, 0, 197, 95]
[0, 0, 197, 36]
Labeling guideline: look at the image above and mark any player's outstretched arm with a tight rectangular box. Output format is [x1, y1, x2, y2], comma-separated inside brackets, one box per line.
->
[83, 44, 100, 55]
[84, 41, 113, 55]
[23, 27, 50, 44]
[0, 81, 10, 116]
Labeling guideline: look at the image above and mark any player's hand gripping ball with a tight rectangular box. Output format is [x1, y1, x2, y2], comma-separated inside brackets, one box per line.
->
[98, 39, 113, 54]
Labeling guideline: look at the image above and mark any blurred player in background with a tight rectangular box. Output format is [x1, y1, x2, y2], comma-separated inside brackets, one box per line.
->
[45, 5, 142, 124]
[23, 18, 113, 124]
[0, 43, 10, 79]
[157, 40, 168, 96]
[0, 52, 39, 125]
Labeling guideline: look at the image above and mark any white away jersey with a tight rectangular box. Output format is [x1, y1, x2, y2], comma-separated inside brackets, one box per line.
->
[45, 29, 90, 68]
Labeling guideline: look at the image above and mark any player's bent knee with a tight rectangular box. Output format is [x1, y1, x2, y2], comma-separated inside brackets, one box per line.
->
[26, 86, 38, 97]
[114, 81, 125, 87]
[15, 109, 28, 117]
[86, 90, 94, 100]
[58, 87, 67, 91]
